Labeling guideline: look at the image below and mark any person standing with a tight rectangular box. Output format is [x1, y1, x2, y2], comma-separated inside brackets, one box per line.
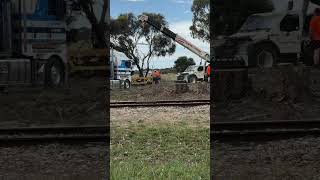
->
[206, 64, 211, 82]
[309, 8, 320, 66]
[152, 70, 161, 84]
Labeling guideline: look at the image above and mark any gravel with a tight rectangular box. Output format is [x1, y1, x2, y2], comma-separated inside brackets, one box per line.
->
[212, 136, 320, 179]
[0, 142, 108, 179]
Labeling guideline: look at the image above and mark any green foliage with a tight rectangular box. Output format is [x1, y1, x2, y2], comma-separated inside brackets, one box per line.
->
[111, 13, 176, 77]
[212, 0, 274, 36]
[67, 0, 108, 48]
[190, 0, 210, 42]
[174, 56, 196, 73]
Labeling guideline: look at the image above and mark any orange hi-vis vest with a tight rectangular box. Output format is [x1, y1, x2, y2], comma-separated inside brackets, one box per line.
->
[310, 15, 320, 40]
[152, 70, 160, 78]
[207, 65, 211, 76]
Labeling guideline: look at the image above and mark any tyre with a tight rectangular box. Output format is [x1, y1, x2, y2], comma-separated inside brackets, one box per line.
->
[250, 44, 278, 68]
[188, 75, 197, 83]
[45, 57, 64, 88]
[124, 80, 131, 89]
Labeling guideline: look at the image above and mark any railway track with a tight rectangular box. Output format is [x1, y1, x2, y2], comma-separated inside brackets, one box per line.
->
[0, 125, 108, 143]
[212, 120, 320, 142]
[110, 99, 210, 108]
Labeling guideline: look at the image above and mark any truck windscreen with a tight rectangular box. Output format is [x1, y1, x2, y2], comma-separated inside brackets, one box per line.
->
[239, 16, 273, 32]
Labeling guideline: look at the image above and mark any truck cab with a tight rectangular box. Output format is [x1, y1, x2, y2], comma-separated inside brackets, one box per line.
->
[0, 0, 67, 88]
[176, 60, 210, 83]
[110, 49, 133, 89]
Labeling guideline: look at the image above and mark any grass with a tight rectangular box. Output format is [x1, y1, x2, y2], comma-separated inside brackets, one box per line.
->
[110, 125, 210, 179]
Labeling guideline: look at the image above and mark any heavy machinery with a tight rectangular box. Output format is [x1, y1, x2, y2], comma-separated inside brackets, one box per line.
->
[0, 0, 67, 88]
[139, 14, 210, 83]
[213, 0, 320, 68]
[176, 64, 208, 83]
[131, 70, 153, 85]
[207, 0, 320, 101]
[68, 48, 108, 75]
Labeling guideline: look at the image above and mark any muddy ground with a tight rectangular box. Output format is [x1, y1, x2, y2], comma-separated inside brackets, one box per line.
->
[111, 82, 210, 102]
[0, 142, 107, 179]
[212, 136, 320, 179]
[212, 67, 320, 178]
[213, 67, 320, 122]
[0, 76, 107, 127]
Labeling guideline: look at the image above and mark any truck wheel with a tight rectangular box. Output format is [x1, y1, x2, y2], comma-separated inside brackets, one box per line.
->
[188, 75, 197, 83]
[124, 80, 131, 89]
[45, 57, 64, 88]
[301, 41, 314, 66]
[252, 45, 278, 68]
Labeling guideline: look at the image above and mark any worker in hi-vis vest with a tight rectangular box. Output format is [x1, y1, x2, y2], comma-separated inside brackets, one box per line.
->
[152, 70, 161, 84]
[206, 64, 211, 82]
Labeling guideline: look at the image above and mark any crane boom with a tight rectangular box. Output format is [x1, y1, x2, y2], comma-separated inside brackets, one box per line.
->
[139, 15, 210, 62]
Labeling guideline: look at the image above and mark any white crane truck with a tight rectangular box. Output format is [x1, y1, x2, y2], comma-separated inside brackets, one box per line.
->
[0, 0, 67, 88]
[213, 0, 320, 68]
[139, 15, 210, 83]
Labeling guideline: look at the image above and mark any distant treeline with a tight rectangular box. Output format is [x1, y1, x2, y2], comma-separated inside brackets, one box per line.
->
[133, 67, 176, 75]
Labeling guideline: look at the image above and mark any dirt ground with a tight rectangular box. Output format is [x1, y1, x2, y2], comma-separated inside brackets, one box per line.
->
[0, 142, 107, 179]
[0, 76, 107, 127]
[111, 82, 210, 102]
[213, 67, 320, 122]
[212, 136, 320, 179]
[111, 72, 209, 102]
[212, 67, 320, 179]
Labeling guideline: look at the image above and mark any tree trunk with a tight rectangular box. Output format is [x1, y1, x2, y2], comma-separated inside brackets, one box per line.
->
[77, 1, 108, 48]
[145, 68, 150, 77]
[175, 80, 189, 94]
[211, 68, 249, 102]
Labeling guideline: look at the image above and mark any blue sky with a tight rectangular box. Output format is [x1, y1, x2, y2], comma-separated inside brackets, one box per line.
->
[110, 0, 209, 69]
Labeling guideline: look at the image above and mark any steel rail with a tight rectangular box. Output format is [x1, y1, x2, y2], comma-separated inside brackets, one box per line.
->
[110, 99, 210, 108]
[0, 125, 108, 143]
[212, 120, 320, 142]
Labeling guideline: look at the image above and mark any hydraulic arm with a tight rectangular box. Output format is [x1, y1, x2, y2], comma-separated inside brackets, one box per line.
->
[139, 15, 210, 62]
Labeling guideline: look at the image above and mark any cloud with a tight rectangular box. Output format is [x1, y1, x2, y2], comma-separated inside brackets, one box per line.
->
[174, 0, 192, 4]
[169, 20, 209, 51]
